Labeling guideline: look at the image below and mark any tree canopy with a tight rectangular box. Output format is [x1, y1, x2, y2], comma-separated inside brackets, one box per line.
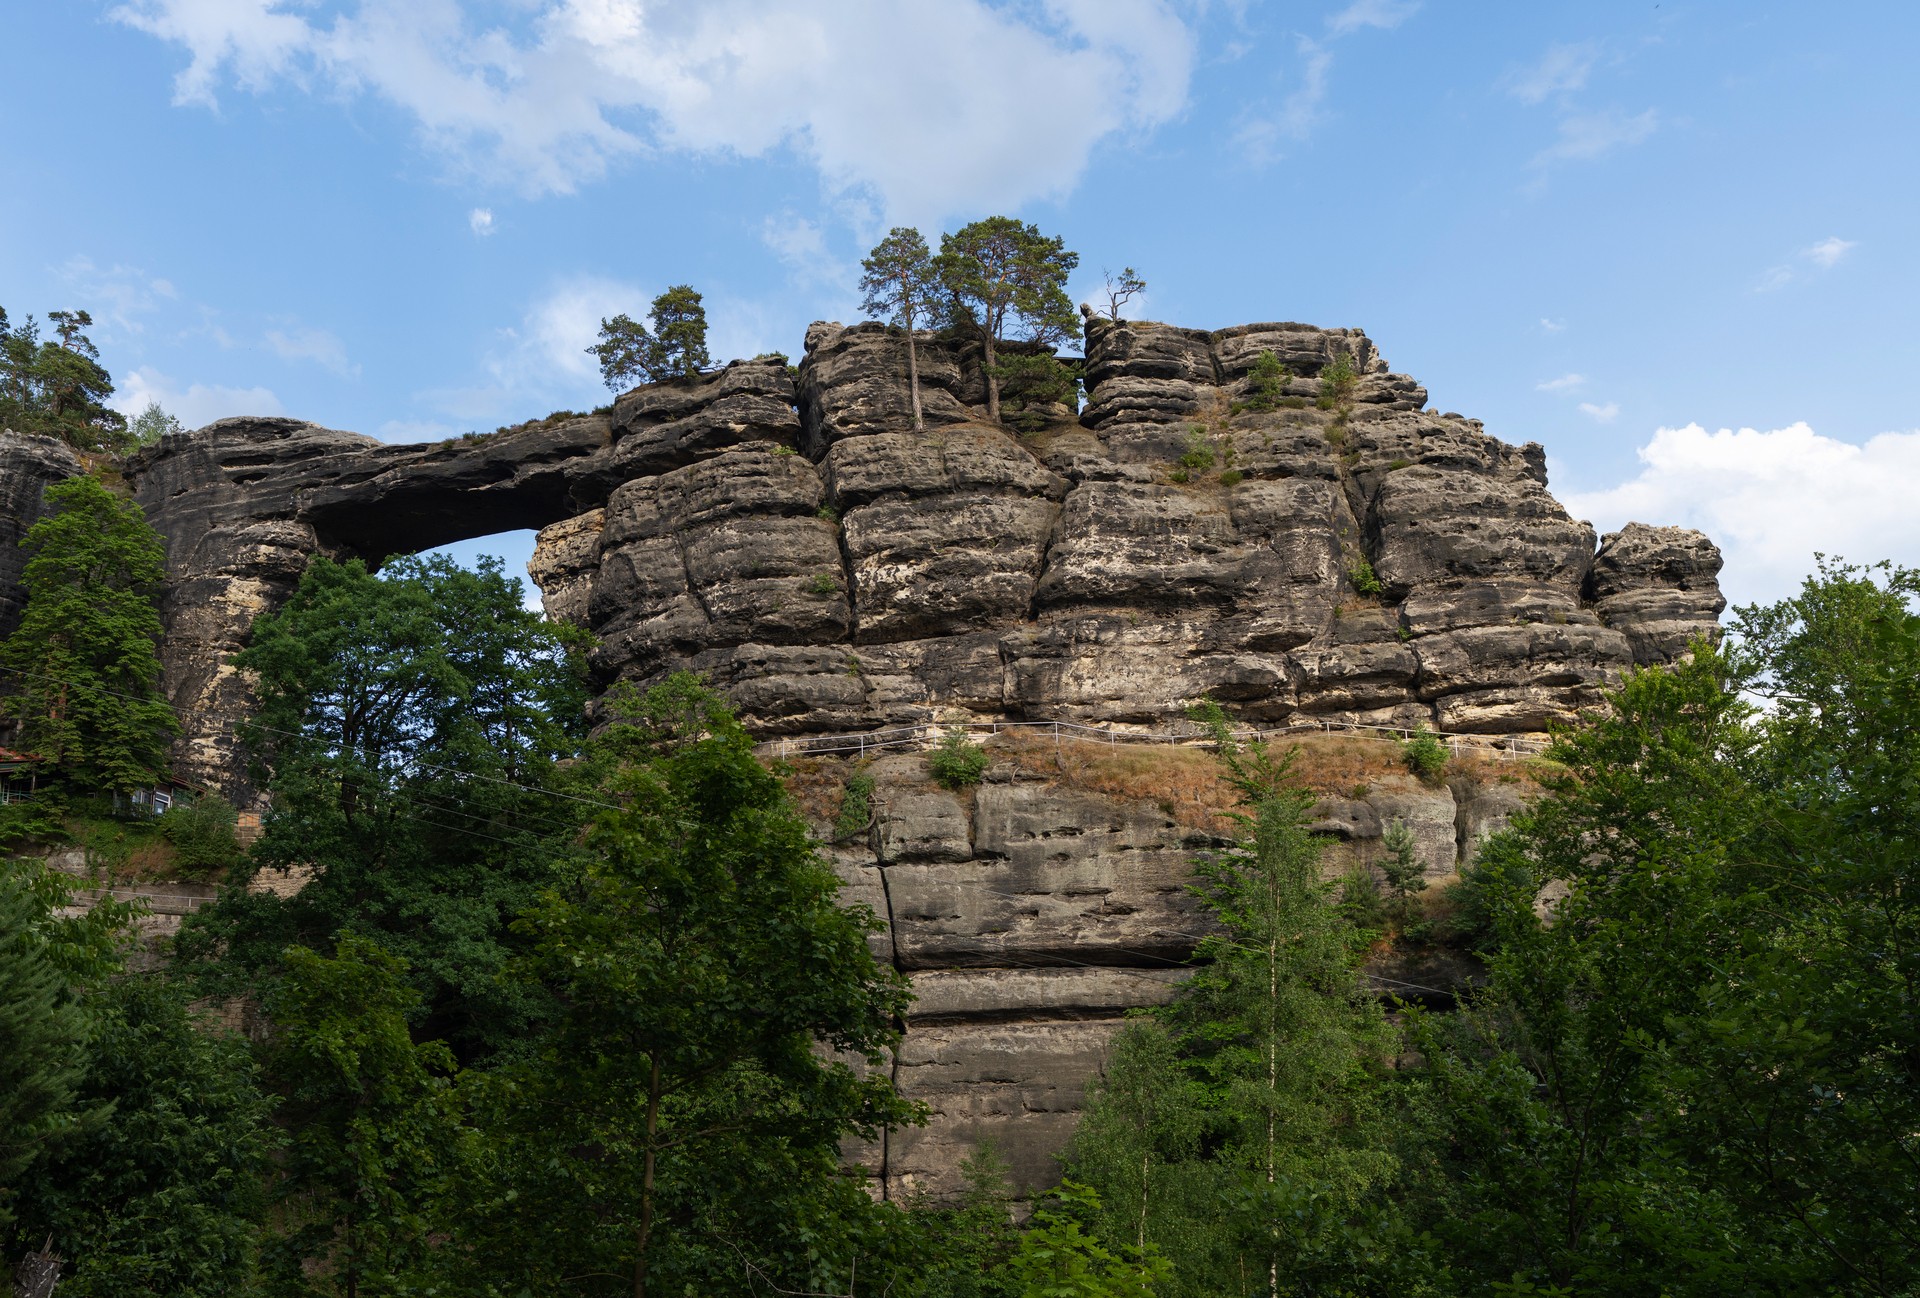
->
[0, 307, 130, 453]
[937, 217, 1079, 427]
[589, 284, 713, 391]
[0, 473, 178, 793]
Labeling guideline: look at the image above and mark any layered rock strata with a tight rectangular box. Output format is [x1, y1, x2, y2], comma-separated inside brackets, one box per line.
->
[824, 747, 1535, 1199]
[556, 318, 1724, 740]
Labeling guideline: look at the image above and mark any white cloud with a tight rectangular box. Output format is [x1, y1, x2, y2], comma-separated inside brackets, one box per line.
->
[1563, 421, 1920, 607]
[265, 324, 358, 376]
[1540, 317, 1566, 333]
[113, 365, 284, 428]
[1754, 236, 1858, 292]
[56, 256, 180, 334]
[1536, 372, 1585, 393]
[1326, 0, 1419, 36]
[469, 207, 495, 236]
[1532, 107, 1657, 165]
[113, 0, 1197, 223]
[1804, 235, 1855, 268]
[1505, 41, 1599, 105]
[761, 212, 854, 296]
[1235, 37, 1333, 161]
[1577, 400, 1619, 422]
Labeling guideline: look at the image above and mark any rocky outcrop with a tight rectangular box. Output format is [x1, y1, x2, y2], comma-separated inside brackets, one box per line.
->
[551, 318, 1720, 744]
[0, 431, 83, 640]
[819, 744, 1533, 1199]
[1587, 522, 1726, 663]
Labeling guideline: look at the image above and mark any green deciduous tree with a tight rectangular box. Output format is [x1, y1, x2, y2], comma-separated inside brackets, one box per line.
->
[450, 674, 917, 1297]
[1411, 646, 1783, 1293]
[589, 285, 712, 391]
[937, 218, 1079, 427]
[10, 973, 274, 1298]
[259, 936, 460, 1298]
[127, 400, 185, 448]
[1001, 1184, 1170, 1298]
[179, 554, 592, 1062]
[861, 227, 942, 430]
[0, 859, 139, 1256]
[0, 474, 178, 793]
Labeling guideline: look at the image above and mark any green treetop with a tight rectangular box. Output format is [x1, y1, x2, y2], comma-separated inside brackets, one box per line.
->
[936, 217, 1079, 427]
[860, 226, 942, 430]
[589, 284, 712, 391]
[0, 474, 178, 792]
[0, 307, 129, 454]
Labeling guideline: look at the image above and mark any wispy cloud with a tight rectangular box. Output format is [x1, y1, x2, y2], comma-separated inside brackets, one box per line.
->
[1578, 401, 1619, 423]
[761, 212, 855, 296]
[1234, 37, 1333, 162]
[1536, 373, 1586, 393]
[469, 207, 495, 237]
[56, 256, 179, 335]
[1540, 317, 1567, 333]
[265, 324, 358, 377]
[1755, 236, 1858, 292]
[1504, 41, 1599, 105]
[113, 366, 284, 428]
[1326, 0, 1420, 36]
[1533, 108, 1658, 166]
[1804, 236, 1856, 269]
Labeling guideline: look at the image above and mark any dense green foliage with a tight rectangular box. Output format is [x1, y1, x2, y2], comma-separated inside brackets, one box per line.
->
[590, 284, 712, 390]
[0, 307, 129, 453]
[178, 554, 591, 1063]
[0, 474, 179, 792]
[10, 551, 1920, 1296]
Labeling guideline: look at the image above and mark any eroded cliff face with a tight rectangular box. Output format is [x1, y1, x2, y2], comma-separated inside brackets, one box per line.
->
[544, 317, 1724, 739]
[815, 741, 1535, 1199]
[85, 313, 1725, 1199]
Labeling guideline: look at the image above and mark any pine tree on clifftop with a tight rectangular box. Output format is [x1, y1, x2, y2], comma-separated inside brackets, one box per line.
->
[859, 227, 941, 430]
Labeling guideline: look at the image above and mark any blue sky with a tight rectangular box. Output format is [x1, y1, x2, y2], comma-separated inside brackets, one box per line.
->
[4, 0, 1916, 608]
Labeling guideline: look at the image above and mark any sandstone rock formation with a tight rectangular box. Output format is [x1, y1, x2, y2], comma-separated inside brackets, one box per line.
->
[1, 313, 1726, 1201]
[556, 317, 1723, 742]
[819, 744, 1540, 1199]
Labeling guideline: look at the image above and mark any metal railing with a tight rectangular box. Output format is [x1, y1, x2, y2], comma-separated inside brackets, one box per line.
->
[756, 716, 1551, 762]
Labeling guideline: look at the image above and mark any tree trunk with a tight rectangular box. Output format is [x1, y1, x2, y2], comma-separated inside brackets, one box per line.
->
[1268, 930, 1279, 1298]
[981, 334, 1000, 426]
[635, 1054, 663, 1298]
[906, 325, 924, 431]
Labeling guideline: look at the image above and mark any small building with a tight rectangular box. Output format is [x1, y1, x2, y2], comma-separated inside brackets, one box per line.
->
[0, 748, 44, 803]
[115, 774, 209, 818]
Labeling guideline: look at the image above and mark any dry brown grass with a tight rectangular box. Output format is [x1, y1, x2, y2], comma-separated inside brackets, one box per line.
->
[989, 730, 1241, 835]
[990, 729, 1548, 830]
[774, 755, 856, 826]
